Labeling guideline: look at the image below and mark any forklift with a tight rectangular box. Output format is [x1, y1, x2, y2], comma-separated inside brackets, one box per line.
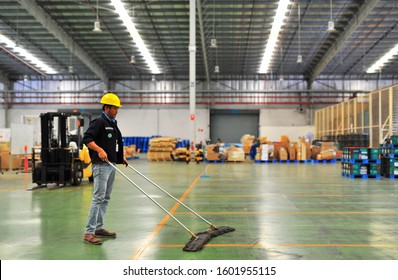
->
[32, 112, 92, 187]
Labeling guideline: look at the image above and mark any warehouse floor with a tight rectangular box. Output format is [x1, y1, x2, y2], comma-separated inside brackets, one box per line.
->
[1, 158, 398, 260]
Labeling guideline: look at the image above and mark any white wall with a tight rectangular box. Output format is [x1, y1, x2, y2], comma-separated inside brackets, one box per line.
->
[117, 108, 209, 143]
[6, 109, 57, 127]
[259, 108, 315, 142]
[7, 109, 57, 145]
[0, 109, 5, 128]
[3, 107, 317, 145]
[259, 126, 315, 142]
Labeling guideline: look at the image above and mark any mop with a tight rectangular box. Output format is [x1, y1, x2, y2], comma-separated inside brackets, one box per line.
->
[107, 161, 234, 252]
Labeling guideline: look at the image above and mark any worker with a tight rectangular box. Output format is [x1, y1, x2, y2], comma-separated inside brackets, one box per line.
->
[82, 92, 128, 245]
[250, 138, 260, 160]
[185, 143, 191, 164]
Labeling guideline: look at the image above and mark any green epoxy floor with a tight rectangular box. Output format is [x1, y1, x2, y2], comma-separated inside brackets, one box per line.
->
[1, 159, 398, 260]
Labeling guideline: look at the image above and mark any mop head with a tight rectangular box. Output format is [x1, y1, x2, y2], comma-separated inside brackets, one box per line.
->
[183, 231, 212, 252]
[182, 226, 235, 252]
[208, 226, 235, 237]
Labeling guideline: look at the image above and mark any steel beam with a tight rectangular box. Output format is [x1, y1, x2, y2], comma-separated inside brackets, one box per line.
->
[307, 0, 380, 85]
[17, 0, 109, 86]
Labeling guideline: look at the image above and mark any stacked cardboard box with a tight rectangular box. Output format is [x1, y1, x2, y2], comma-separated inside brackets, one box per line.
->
[279, 148, 288, 160]
[205, 144, 223, 161]
[255, 147, 261, 161]
[310, 142, 337, 160]
[0, 142, 10, 152]
[293, 138, 311, 160]
[0, 142, 9, 170]
[288, 143, 296, 160]
[227, 145, 245, 162]
[0, 142, 23, 170]
[260, 144, 270, 161]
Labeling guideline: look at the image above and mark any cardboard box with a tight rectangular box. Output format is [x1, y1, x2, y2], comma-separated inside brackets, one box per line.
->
[279, 148, 288, 160]
[227, 147, 245, 162]
[280, 135, 289, 144]
[320, 149, 336, 160]
[255, 148, 261, 160]
[259, 137, 268, 144]
[241, 134, 255, 154]
[311, 146, 321, 159]
[261, 144, 270, 161]
[288, 145, 296, 160]
[321, 142, 334, 150]
[124, 145, 136, 158]
[0, 152, 23, 170]
[296, 143, 307, 160]
[0, 142, 10, 152]
[206, 145, 222, 161]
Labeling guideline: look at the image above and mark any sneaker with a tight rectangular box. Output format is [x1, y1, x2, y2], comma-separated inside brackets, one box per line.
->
[95, 228, 117, 238]
[84, 233, 102, 245]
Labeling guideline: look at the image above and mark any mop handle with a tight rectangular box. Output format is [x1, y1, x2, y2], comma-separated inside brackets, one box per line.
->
[106, 161, 197, 237]
[127, 164, 215, 228]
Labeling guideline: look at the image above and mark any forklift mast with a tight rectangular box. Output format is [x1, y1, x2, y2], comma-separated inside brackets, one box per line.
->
[33, 112, 86, 187]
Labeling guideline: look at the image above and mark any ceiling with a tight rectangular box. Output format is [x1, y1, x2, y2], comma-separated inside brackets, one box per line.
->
[0, 0, 397, 84]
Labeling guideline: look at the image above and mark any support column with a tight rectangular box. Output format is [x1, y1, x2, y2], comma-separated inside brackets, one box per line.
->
[0, 71, 12, 127]
[189, 0, 196, 150]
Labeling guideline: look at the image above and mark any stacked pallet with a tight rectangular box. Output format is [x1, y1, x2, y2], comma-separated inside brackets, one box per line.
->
[147, 137, 177, 161]
[341, 147, 381, 179]
[381, 136, 398, 179]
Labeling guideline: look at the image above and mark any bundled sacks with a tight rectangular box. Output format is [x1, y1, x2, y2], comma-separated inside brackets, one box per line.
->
[147, 137, 177, 161]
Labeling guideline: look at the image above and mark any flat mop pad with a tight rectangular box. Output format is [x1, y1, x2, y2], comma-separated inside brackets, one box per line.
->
[183, 226, 235, 252]
[208, 226, 235, 237]
[183, 232, 212, 252]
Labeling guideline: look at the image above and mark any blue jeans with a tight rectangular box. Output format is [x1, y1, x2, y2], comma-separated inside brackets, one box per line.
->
[85, 163, 116, 234]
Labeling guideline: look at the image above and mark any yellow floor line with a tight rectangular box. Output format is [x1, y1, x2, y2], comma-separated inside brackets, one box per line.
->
[278, 243, 398, 248]
[147, 243, 398, 249]
[148, 243, 266, 248]
[202, 183, 345, 187]
[174, 211, 398, 215]
[130, 165, 210, 260]
[188, 194, 395, 198]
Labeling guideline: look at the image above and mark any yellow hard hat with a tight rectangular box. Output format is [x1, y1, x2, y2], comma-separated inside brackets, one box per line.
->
[100, 92, 122, 107]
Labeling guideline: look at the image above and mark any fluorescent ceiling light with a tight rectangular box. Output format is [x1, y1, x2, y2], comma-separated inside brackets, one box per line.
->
[93, 20, 102, 32]
[0, 34, 57, 74]
[366, 43, 398, 73]
[111, 0, 160, 74]
[259, 0, 290, 73]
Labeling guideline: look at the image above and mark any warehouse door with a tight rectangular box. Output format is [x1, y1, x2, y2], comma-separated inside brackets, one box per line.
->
[210, 110, 259, 143]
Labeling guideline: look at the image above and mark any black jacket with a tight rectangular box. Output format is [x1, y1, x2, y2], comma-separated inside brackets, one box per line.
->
[83, 113, 124, 164]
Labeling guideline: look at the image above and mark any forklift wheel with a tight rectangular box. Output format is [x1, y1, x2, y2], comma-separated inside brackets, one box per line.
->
[71, 161, 83, 186]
